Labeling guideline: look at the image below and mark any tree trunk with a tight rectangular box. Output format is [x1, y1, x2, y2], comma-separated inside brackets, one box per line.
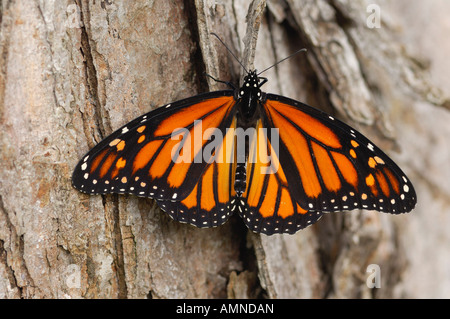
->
[1, 0, 449, 299]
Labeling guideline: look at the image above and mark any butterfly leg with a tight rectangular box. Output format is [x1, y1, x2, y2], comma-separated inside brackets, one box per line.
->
[203, 72, 236, 90]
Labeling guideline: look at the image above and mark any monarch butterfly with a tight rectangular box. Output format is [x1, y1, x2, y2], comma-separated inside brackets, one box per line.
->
[72, 47, 416, 235]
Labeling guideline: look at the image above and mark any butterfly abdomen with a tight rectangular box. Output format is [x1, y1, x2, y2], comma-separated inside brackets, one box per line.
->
[234, 162, 247, 196]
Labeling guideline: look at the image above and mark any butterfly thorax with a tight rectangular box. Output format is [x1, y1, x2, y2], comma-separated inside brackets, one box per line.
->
[236, 70, 265, 124]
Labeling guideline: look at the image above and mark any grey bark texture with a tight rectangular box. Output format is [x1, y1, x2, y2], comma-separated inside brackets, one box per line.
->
[1, 0, 449, 298]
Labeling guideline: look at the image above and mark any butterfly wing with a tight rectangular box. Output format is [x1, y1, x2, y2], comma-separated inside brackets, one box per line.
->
[155, 116, 239, 228]
[72, 91, 237, 207]
[231, 119, 322, 235]
[261, 94, 417, 215]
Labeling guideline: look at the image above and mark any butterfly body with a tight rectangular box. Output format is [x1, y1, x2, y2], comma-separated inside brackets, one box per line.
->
[236, 70, 266, 122]
[73, 68, 416, 235]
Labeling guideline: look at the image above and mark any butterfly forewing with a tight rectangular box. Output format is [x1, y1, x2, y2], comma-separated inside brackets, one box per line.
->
[263, 94, 417, 215]
[72, 91, 236, 202]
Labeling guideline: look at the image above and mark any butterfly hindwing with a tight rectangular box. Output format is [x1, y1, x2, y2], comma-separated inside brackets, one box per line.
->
[156, 117, 239, 228]
[235, 119, 323, 235]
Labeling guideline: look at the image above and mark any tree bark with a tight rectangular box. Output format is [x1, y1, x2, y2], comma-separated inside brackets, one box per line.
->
[1, 0, 449, 299]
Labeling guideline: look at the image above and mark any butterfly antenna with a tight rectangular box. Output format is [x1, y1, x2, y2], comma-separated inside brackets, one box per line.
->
[210, 32, 248, 74]
[257, 48, 307, 76]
